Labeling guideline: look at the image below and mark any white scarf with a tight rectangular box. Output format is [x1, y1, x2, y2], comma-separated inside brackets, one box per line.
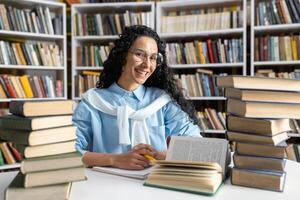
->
[82, 89, 171, 147]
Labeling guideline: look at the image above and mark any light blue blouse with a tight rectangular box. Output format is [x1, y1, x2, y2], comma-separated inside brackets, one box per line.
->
[73, 83, 201, 155]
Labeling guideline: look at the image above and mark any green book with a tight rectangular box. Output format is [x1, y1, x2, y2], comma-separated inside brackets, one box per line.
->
[0, 148, 5, 166]
[144, 181, 224, 196]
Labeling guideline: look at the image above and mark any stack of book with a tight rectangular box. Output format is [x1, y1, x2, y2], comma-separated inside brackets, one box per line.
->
[0, 100, 86, 200]
[217, 75, 300, 192]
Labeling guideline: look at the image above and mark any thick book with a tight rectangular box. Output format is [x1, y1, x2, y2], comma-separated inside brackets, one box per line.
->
[231, 168, 286, 192]
[235, 142, 287, 159]
[15, 140, 76, 158]
[144, 136, 230, 195]
[233, 153, 286, 172]
[0, 126, 76, 146]
[5, 172, 72, 200]
[9, 100, 74, 117]
[23, 167, 86, 188]
[93, 166, 154, 180]
[225, 87, 300, 103]
[21, 152, 83, 174]
[227, 115, 291, 135]
[217, 75, 300, 92]
[0, 115, 73, 131]
[227, 98, 300, 119]
[227, 131, 288, 146]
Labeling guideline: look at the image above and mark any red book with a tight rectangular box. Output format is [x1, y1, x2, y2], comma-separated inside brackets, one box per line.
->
[1, 75, 17, 98]
[206, 39, 215, 63]
[7, 142, 23, 162]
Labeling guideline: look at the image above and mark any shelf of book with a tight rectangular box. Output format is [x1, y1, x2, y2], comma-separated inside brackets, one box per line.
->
[186, 96, 226, 100]
[0, 0, 67, 101]
[0, 163, 20, 171]
[71, 2, 155, 99]
[74, 35, 119, 41]
[201, 130, 226, 134]
[169, 63, 244, 69]
[0, 65, 65, 70]
[157, 0, 246, 136]
[254, 23, 300, 33]
[159, 28, 244, 39]
[250, 0, 300, 76]
[75, 67, 103, 70]
[0, 97, 66, 103]
[0, 30, 64, 40]
[253, 61, 300, 66]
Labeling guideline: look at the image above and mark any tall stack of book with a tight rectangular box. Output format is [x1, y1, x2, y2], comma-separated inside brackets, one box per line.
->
[217, 75, 300, 192]
[0, 100, 86, 200]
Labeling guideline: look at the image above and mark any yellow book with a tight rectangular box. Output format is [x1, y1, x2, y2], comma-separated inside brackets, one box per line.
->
[0, 83, 7, 98]
[20, 75, 34, 98]
[198, 42, 206, 64]
[291, 36, 298, 60]
[15, 43, 27, 65]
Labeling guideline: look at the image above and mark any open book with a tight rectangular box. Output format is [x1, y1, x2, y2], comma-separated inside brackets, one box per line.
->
[144, 136, 230, 195]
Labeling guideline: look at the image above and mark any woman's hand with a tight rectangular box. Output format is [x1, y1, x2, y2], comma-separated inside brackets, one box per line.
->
[111, 144, 155, 170]
[153, 151, 166, 160]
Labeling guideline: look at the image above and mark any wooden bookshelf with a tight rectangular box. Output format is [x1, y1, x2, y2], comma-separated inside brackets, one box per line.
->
[156, 0, 247, 135]
[71, 2, 155, 99]
[250, 0, 300, 76]
[0, 0, 67, 102]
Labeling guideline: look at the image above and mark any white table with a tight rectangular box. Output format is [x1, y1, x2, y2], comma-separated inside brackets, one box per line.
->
[1, 160, 299, 200]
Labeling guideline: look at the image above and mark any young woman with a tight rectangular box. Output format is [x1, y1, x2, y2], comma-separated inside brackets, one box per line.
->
[73, 25, 201, 170]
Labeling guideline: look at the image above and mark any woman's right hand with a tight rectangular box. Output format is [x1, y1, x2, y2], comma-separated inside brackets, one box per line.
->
[111, 144, 155, 170]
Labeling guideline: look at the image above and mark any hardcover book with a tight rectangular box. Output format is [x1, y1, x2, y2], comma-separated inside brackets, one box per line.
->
[0, 126, 76, 146]
[0, 115, 73, 131]
[5, 172, 72, 200]
[231, 168, 286, 192]
[9, 100, 74, 117]
[227, 115, 291, 135]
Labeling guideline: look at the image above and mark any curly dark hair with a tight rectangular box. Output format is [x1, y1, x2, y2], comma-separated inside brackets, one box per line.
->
[96, 25, 200, 127]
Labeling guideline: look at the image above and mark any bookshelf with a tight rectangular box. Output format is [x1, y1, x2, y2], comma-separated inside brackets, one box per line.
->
[0, 0, 66, 171]
[71, 2, 155, 100]
[156, 0, 247, 136]
[250, 0, 300, 144]
[250, 0, 300, 76]
[0, 0, 67, 101]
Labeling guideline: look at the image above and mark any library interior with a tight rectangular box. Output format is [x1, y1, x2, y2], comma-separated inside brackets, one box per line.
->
[0, 0, 300, 200]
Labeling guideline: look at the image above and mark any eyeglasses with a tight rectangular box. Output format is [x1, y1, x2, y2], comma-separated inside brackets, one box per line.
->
[129, 49, 163, 67]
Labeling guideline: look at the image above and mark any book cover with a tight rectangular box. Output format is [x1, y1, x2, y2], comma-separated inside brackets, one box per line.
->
[24, 167, 86, 188]
[9, 100, 74, 117]
[231, 168, 286, 192]
[0, 114, 73, 130]
[21, 152, 83, 174]
[217, 75, 300, 92]
[0, 126, 76, 146]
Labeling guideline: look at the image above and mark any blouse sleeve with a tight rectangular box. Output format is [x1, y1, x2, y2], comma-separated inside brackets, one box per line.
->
[72, 100, 93, 155]
[163, 101, 201, 138]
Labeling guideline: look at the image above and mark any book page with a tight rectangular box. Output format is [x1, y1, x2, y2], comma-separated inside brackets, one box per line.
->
[166, 136, 228, 174]
[92, 166, 154, 180]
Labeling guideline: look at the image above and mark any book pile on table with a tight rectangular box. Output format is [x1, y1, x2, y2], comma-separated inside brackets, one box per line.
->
[217, 75, 300, 192]
[0, 100, 86, 200]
